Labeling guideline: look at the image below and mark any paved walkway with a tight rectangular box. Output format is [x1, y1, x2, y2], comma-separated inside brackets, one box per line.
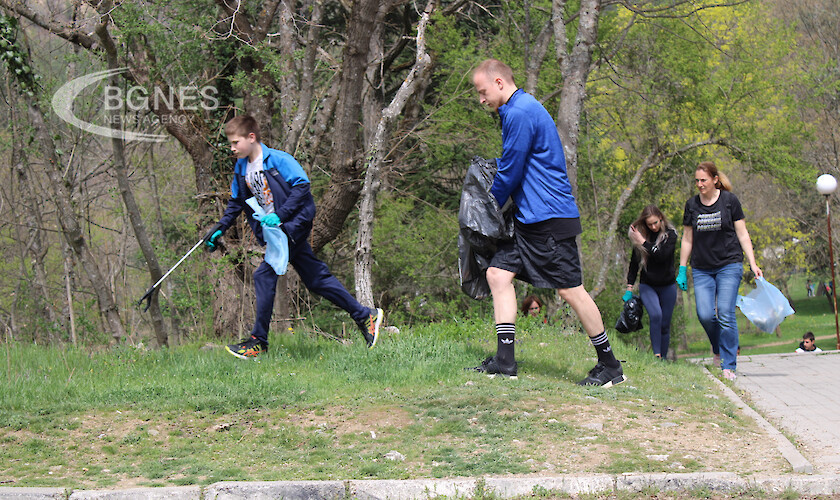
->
[733, 350, 840, 474]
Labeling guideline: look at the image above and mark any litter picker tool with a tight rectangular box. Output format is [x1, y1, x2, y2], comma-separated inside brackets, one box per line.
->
[137, 224, 221, 312]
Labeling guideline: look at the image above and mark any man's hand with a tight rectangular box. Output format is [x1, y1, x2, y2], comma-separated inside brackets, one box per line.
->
[676, 265, 688, 291]
[622, 290, 633, 302]
[261, 213, 281, 227]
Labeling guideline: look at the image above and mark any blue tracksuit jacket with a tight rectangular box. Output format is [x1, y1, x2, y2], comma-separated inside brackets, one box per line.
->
[492, 89, 580, 224]
[217, 143, 316, 246]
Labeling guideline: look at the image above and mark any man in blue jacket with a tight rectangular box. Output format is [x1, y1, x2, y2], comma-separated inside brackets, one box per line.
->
[470, 59, 625, 386]
[205, 115, 383, 358]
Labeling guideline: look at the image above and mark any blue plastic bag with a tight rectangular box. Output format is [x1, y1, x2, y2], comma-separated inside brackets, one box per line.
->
[245, 197, 289, 275]
[736, 277, 794, 333]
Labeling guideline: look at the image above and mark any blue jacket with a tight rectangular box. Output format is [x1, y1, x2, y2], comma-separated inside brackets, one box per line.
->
[217, 144, 316, 246]
[491, 89, 579, 224]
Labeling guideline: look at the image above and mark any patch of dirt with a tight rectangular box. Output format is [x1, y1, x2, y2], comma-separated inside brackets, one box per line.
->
[512, 399, 787, 475]
[284, 405, 415, 436]
[0, 386, 790, 488]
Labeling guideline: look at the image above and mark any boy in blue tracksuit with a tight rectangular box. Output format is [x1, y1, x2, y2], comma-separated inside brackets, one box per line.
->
[205, 115, 383, 358]
[469, 59, 624, 386]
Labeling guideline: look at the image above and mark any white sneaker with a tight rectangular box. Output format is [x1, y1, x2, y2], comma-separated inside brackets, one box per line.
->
[722, 369, 736, 381]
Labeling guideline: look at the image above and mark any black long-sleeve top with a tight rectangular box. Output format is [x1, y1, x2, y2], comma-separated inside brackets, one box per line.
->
[627, 228, 678, 287]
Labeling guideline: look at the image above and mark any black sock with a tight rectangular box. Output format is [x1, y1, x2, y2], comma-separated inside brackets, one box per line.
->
[496, 323, 515, 366]
[590, 331, 619, 368]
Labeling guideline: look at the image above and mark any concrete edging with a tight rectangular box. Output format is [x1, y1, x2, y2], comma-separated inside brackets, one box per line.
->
[204, 481, 345, 500]
[67, 486, 201, 499]
[4, 474, 840, 499]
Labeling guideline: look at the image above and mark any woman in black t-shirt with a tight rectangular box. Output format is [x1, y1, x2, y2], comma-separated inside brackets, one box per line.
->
[676, 162, 762, 381]
[624, 205, 678, 360]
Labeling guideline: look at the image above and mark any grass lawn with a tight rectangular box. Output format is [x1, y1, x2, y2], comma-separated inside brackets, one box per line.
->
[0, 314, 790, 490]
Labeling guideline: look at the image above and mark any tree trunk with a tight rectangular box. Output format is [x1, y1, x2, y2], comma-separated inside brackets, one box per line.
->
[310, 0, 380, 253]
[97, 15, 169, 346]
[63, 250, 78, 345]
[145, 145, 184, 343]
[124, 39, 218, 196]
[10, 127, 58, 339]
[522, 3, 553, 95]
[553, 0, 601, 196]
[282, 1, 323, 155]
[355, 1, 434, 307]
[589, 149, 661, 298]
[25, 99, 126, 342]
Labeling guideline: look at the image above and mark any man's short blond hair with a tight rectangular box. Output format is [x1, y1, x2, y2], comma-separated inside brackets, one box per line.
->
[474, 59, 515, 85]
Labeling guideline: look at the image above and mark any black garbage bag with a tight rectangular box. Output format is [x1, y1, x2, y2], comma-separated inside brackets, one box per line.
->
[457, 156, 515, 300]
[458, 232, 492, 300]
[615, 295, 644, 333]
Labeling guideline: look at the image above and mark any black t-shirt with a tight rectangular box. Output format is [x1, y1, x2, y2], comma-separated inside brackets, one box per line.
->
[682, 190, 745, 270]
[627, 227, 678, 286]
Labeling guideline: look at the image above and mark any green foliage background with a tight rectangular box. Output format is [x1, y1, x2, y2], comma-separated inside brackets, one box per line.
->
[0, 0, 833, 351]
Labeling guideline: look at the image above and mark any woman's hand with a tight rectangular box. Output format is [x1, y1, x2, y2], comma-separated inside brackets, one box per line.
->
[628, 225, 645, 245]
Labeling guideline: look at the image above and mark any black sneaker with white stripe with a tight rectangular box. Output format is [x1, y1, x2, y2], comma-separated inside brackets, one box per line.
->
[577, 362, 626, 387]
[469, 356, 518, 376]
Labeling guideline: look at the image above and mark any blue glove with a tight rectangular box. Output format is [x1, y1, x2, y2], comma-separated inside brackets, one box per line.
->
[204, 229, 222, 249]
[622, 290, 633, 302]
[261, 213, 281, 227]
[676, 265, 688, 291]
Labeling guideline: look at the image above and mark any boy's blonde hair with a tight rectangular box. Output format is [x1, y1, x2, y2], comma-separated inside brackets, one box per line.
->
[225, 115, 261, 142]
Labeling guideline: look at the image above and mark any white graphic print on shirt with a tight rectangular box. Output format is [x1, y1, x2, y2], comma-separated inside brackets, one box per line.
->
[696, 211, 721, 232]
[244, 152, 274, 213]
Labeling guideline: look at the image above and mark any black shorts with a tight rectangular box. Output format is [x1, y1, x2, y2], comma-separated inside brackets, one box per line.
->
[489, 232, 582, 289]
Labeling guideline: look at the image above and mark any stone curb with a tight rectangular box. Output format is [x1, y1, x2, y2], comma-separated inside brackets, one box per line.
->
[68, 486, 201, 499]
[0, 488, 67, 500]
[4, 474, 840, 499]
[701, 366, 815, 473]
[204, 481, 344, 499]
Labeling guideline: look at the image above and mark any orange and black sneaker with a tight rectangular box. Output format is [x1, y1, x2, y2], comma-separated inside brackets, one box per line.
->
[357, 308, 383, 348]
[225, 336, 267, 359]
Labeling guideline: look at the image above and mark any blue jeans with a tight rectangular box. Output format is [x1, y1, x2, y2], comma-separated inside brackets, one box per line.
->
[692, 263, 743, 371]
[639, 283, 677, 358]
